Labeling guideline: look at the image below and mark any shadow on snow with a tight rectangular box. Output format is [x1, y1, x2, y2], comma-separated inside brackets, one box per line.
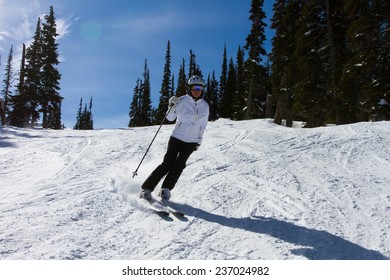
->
[172, 202, 388, 260]
[0, 127, 43, 147]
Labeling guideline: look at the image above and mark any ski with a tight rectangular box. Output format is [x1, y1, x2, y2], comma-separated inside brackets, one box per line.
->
[152, 209, 170, 217]
[139, 197, 170, 217]
[160, 201, 185, 218]
[138, 196, 185, 219]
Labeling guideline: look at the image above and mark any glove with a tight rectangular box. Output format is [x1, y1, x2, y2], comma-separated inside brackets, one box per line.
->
[169, 96, 179, 108]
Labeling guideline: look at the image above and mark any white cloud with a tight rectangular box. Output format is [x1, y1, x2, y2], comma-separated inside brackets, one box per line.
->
[0, 0, 72, 67]
[56, 14, 73, 40]
[0, 1, 72, 40]
[0, 1, 40, 40]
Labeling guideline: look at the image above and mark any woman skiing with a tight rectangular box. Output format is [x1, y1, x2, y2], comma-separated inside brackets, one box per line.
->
[139, 75, 209, 202]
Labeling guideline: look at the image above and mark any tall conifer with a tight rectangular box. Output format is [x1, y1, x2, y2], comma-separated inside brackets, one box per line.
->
[204, 71, 219, 121]
[220, 58, 236, 118]
[138, 59, 152, 126]
[219, 45, 228, 117]
[41, 6, 62, 129]
[270, 0, 302, 126]
[129, 79, 141, 127]
[244, 0, 268, 119]
[234, 46, 247, 120]
[1, 45, 13, 125]
[156, 40, 172, 123]
[176, 59, 187, 97]
[293, 0, 329, 127]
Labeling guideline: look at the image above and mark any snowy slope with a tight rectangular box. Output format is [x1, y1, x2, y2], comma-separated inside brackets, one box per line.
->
[0, 119, 389, 260]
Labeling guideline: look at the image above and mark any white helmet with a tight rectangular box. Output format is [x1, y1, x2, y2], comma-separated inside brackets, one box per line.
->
[188, 75, 205, 86]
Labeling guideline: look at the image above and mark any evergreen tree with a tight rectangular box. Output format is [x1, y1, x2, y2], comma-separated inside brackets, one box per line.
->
[204, 71, 219, 121]
[74, 97, 93, 129]
[8, 44, 27, 127]
[293, 0, 329, 127]
[265, 60, 273, 118]
[373, 0, 390, 120]
[188, 49, 202, 77]
[1, 45, 13, 126]
[74, 98, 83, 129]
[220, 58, 236, 118]
[338, 0, 370, 123]
[189, 49, 196, 78]
[341, 0, 389, 121]
[218, 45, 228, 117]
[155, 40, 172, 124]
[13, 18, 43, 127]
[41, 6, 62, 129]
[233, 46, 247, 120]
[9, 6, 63, 128]
[176, 59, 187, 97]
[326, 0, 348, 124]
[87, 97, 93, 129]
[270, 0, 302, 127]
[244, 0, 268, 119]
[138, 59, 152, 126]
[47, 100, 62, 129]
[129, 78, 141, 127]
[170, 74, 175, 97]
[128, 60, 153, 128]
[0, 98, 4, 126]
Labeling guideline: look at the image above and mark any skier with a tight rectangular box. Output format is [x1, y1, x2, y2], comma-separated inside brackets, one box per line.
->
[139, 75, 209, 202]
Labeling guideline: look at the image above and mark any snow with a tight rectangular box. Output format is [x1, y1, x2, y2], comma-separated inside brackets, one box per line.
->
[1, 119, 389, 260]
[378, 98, 389, 106]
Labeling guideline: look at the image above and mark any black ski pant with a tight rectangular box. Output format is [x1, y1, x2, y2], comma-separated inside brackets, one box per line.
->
[141, 137, 197, 191]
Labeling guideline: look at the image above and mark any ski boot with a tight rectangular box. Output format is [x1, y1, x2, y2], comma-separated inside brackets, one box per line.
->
[159, 188, 171, 202]
[139, 189, 152, 202]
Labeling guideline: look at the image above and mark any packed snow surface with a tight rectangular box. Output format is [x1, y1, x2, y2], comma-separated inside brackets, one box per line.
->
[1, 119, 389, 260]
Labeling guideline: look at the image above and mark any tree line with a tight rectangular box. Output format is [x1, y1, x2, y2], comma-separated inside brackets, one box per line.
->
[1, 1, 389, 129]
[129, 0, 269, 127]
[129, 0, 389, 128]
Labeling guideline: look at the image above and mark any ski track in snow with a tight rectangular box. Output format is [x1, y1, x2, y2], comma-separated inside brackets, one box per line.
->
[0, 119, 389, 260]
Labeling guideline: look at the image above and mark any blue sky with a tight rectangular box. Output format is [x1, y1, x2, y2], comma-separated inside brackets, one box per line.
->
[0, 0, 275, 128]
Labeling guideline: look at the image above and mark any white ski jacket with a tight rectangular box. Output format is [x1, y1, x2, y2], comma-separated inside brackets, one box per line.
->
[167, 95, 209, 145]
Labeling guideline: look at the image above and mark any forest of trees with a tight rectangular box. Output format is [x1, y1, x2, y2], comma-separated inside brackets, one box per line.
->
[271, 0, 389, 127]
[1, 0, 389, 129]
[129, 0, 389, 128]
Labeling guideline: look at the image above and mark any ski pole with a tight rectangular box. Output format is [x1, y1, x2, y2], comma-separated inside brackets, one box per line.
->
[132, 105, 173, 178]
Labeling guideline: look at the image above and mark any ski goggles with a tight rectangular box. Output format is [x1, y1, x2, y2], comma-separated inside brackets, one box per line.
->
[191, 85, 204, 92]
